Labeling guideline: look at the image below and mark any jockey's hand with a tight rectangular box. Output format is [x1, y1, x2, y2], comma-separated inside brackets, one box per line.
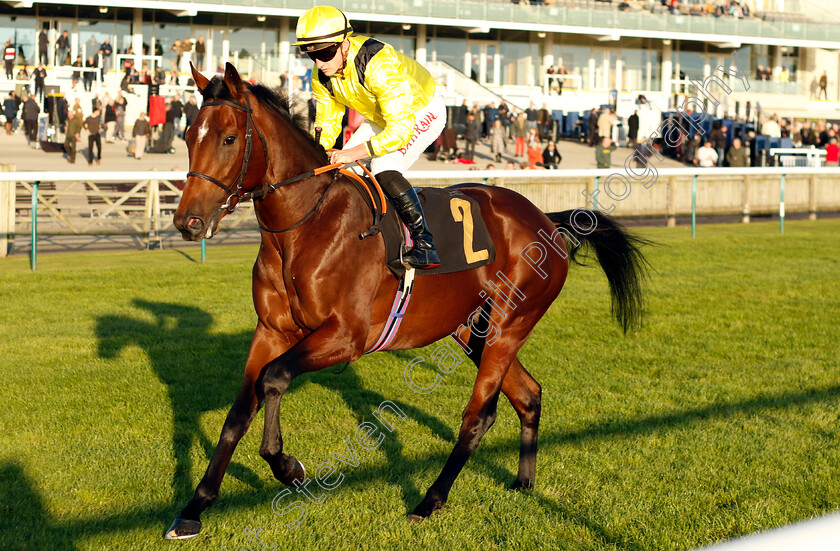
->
[329, 143, 369, 165]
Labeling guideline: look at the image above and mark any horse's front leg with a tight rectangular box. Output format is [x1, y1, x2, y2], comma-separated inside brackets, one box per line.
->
[164, 322, 290, 539]
[257, 318, 367, 488]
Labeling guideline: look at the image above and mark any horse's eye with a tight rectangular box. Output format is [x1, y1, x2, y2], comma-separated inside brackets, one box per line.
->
[224, 136, 236, 146]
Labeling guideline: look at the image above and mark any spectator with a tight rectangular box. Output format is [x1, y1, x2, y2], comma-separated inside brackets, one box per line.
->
[56, 31, 70, 65]
[154, 65, 165, 85]
[64, 109, 82, 163]
[169, 93, 184, 137]
[183, 94, 199, 139]
[597, 107, 616, 142]
[825, 138, 839, 167]
[542, 140, 561, 169]
[527, 127, 542, 169]
[33, 63, 47, 105]
[180, 36, 193, 74]
[91, 93, 102, 117]
[22, 94, 39, 145]
[505, 160, 516, 170]
[525, 101, 538, 130]
[84, 56, 97, 92]
[485, 163, 496, 170]
[169, 69, 180, 86]
[114, 91, 127, 141]
[588, 108, 599, 146]
[512, 112, 528, 159]
[695, 140, 719, 167]
[711, 124, 727, 167]
[556, 66, 567, 95]
[171, 39, 183, 74]
[71, 97, 83, 119]
[104, 98, 117, 143]
[778, 67, 790, 83]
[4, 39, 15, 79]
[537, 103, 551, 140]
[482, 101, 498, 138]
[3, 91, 17, 134]
[490, 119, 506, 163]
[100, 38, 113, 74]
[195, 35, 206, 70]
[85, 109, 102, 165]
[818, 71, 828, 100]
[595, 137, 617, 169]
[762, 115, 781, 138]
[132, 112, 150, 160]
[71, 55, 82, 89]
[627, 109, 640, 148]
[38, 28, 48, 66]
[726, 138, 749, 167]
[463, 112, 480, 161]
[633, 135, 651, 168]
[120, 72, 136, 95]
[498, 100, 511, 137]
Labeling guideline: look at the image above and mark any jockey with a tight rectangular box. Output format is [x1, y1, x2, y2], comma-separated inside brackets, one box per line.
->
[294, 5, 445, 269]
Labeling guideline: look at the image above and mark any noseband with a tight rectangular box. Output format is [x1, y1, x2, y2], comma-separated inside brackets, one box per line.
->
[186, 92, 269, 213]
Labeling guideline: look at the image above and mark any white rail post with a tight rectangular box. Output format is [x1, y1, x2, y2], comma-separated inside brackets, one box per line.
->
[0, 164, 15, 257]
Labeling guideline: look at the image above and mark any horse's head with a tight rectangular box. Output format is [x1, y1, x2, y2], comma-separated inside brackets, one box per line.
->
[174, 62, 269, 241]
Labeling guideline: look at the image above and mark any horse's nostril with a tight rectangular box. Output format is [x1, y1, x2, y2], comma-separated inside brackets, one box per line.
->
[187, 217, 202, 229]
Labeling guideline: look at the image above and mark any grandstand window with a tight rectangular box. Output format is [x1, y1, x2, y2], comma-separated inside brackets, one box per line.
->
[373, 35, 415, 58]
[674, 50, 705, 81]
[429, 38, 468, 75]
[150, 22, 190, 70]
[500, 40, 530, 86]
[1, 15, 36, 65]
[116, 21, 131, 55]
[78, 21, 114, 63]
[552, 44, 589, 90]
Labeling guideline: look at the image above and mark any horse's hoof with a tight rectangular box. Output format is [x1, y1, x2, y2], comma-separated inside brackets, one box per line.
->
[407, 513, 425, 523]
[163, 518, 202, 540]
[510, 479, 534, 491]
[280, 457, 306, 486]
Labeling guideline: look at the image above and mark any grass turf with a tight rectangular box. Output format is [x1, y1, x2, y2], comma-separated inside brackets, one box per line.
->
[0, 219, 838, 551]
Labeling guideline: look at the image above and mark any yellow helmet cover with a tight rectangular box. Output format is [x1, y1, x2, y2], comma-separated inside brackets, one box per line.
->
[294, 6, 353, 50]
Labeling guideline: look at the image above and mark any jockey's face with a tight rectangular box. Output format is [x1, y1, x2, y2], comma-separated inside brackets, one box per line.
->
[315, 40, 349, 77]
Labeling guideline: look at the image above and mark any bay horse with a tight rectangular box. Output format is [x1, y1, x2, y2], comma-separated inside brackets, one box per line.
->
[166, 63, 649, 538]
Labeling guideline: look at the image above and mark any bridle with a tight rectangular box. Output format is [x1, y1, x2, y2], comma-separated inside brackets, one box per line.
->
[185, 91, 347, 234]
[186, 92, 268, 214]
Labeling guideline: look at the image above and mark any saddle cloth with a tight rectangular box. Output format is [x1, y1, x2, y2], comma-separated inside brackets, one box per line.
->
[376, 186, 496, 279]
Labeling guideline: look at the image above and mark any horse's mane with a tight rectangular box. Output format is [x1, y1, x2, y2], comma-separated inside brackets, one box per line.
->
[200, 75, 322, 153]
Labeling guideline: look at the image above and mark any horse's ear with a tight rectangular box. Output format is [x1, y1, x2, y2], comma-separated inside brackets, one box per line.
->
[224, 62, 244, 98]
[190, 62, 209, 93]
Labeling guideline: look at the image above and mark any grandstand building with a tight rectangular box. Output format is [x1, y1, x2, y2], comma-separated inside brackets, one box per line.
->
[2, 0, 839, 122]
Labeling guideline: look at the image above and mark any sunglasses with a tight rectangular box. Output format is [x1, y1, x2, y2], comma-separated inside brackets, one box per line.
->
[304, 43, 340, 63]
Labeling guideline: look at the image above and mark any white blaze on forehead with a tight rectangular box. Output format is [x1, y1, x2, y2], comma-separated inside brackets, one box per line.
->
[196, 119, 211, 145]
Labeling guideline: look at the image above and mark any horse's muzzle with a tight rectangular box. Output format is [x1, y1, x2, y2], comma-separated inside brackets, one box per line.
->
[173, 212, 209, 241]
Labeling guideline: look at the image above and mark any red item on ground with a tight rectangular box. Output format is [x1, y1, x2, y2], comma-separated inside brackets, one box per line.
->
[148, 95, 166, 126]
[826, 143, 839, 163]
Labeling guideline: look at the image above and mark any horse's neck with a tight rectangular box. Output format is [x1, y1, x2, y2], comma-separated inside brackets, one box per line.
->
[256, 123, 338, 238]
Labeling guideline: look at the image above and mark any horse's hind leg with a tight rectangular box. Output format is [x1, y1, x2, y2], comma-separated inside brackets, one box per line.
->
[463, 304, 542, 491]
[502, 358, 542, 490]
[409, 324, 535, 520]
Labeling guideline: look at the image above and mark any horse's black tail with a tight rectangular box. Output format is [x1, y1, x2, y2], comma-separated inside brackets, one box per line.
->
[546, 209, 651, 333]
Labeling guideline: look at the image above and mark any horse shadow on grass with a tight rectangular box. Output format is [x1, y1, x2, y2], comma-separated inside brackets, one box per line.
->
[93, 300, 452, 522]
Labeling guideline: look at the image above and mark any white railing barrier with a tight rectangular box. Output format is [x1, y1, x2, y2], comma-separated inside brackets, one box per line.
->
[1, 167, 838, 267]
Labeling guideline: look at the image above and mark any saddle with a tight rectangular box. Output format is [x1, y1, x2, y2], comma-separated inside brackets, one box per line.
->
[344, 167, 496, 279]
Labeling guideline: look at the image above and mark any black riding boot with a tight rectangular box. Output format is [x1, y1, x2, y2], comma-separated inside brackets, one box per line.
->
[378, 170, 441, 270]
